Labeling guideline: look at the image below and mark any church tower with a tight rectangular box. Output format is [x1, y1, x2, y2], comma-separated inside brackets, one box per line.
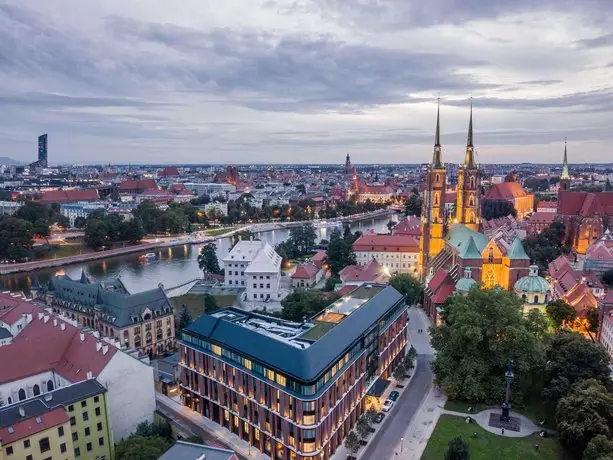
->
[456, 102, 481, 232]
[559, 138, 571, 194]
[420, 101, 447, 276]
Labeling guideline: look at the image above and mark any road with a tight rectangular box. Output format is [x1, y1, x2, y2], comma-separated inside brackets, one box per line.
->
[359, 307, 435, 460]
[156, 397, 249, 460]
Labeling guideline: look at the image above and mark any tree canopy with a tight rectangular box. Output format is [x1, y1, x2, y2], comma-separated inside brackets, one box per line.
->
[482, 199, 517, 220]
[545, 299, 576, 330]
[326, 229, 357, 274]
[114, 436, 172, 460]
[404, 192, 422, 217]
[430, 288, 546, 404]
[389, 273, 424, 306]
[523, 221, 571, 273]
[444, 437, 470, 460]
[0, 217, 34, 260]
[276, 224, 317, 259]
[197, 243, 222, 275]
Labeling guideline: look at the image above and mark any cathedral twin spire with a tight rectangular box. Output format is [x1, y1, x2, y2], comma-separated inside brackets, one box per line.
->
[431, 98, 475, 168]
[561, 137, 570, 180]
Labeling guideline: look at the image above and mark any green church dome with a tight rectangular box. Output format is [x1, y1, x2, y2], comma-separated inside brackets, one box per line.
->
[456, 267, 478, 292]
[514, 265, 550, 294]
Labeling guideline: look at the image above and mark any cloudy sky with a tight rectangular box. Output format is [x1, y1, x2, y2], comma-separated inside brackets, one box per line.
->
[1, 0, 613, 165]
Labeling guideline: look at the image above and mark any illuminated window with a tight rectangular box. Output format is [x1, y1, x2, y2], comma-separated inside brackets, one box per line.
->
[276, 374, 286, 386]
[266, 369, 275, 381]
[488, 247, 494, 263]
[244, 359, 252, 370]
[224, 410, 230, 422]
[212, 345, 222, 356]
[254, 429, 260, 441]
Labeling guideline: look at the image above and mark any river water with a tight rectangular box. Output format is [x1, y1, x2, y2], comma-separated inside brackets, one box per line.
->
[0, 216, 396, 294]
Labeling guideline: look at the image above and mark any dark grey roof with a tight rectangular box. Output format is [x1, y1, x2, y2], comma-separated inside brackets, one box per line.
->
[158, 441, 235, 460]
[0, 379, 106, 429]
[185, 285, 404, 382]
[46, 275, 172, 328]
[0, 327, 11, 340]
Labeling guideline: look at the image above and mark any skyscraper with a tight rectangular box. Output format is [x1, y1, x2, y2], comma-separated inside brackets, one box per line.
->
[38, 134, 48, 168]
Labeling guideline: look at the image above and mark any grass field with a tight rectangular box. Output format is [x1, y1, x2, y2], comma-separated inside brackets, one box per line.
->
[171, 293, 237, 319]
[422, 415, 563, 460]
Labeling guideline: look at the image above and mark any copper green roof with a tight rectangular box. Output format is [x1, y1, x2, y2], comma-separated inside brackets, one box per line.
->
[514, 273, 550, 294]
[446, 224, 489, 253]
[507, 237, 530, 260]
[456, 277, 477, 292]
[459, 235, 482, 259]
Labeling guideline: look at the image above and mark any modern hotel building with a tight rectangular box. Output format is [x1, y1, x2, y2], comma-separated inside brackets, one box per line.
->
[179, 284, 408, 460]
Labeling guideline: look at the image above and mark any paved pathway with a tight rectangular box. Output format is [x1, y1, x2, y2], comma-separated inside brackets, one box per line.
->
[156, 393, 269, 460]
[442, 409, 543, 438]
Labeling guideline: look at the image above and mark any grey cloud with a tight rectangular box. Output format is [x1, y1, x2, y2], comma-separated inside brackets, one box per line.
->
[106, 17, 493, 112]
[0, 92, 171, 109]
[578, 32, 613, 48]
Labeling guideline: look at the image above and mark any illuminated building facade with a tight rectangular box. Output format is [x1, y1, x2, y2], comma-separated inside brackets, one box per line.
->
[179, 285, 408, 460]
[455, 103, 481, 231]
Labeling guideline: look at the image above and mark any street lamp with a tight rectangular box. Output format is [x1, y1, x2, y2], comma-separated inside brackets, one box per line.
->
[400, 437, 404, 452]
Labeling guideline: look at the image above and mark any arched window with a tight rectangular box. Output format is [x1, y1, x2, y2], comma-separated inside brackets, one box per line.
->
[534, 295, 539, 304]
[434, 193, 439, 206]
[488, 247, 494, 263]
[134, 335, 141, 348]
[33, 384, 40, 396]
[469, 196, 474, 207]
[47, 380, 54, 392]
[470, 176, 475, 188]
[7, 396, 12, 405]
[144, 313, 152, 320]
[146, 332, 153, 345]
[435, 173, 440, 183]
[18, 389, 26, 401]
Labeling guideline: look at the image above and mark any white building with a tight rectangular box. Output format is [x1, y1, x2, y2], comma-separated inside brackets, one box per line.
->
[222, 240, 285, 301]
[0, 297, 155, 441]
[184, 182, 236, 197]
[600, 313, 613, 362]
[0, 201, 23, 216]
[204, 201, 228, 217]
[60, 201, 107, 227]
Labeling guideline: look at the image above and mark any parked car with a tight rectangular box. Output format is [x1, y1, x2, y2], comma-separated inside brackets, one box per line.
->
[382, 399, 394, 412]
[374, 412, 385, 423]
[389, 391, 400, 401]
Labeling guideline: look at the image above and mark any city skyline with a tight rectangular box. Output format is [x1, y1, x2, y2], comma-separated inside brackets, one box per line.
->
[1, 1, 613, 164]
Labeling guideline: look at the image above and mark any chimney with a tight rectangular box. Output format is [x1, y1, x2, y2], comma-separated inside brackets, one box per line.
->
[86, 371, 93, 379]
[102, 344, 109, 355]
[60, 323, 66, 331]
[43, 315, 50, 324]
[38, 312, 44, 320]
[96, 341, 102, 352]
[18, 407, 25, 417]
[79, 332, 85, 342]
[53, 319, 58, 327]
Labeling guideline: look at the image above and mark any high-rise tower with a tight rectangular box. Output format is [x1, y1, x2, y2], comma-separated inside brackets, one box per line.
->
[419, 101, 447, 276]
[559, 138, 571, 194]
[456, 102, 481, 231]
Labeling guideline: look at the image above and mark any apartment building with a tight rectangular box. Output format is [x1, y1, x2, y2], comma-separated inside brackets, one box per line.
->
[179, 284, 408, 460]
[0, 379, 113, 460]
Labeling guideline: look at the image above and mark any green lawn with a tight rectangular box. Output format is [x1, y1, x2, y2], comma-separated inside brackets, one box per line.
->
[422, 415, 563, 460]
[171, 294, 237, 319]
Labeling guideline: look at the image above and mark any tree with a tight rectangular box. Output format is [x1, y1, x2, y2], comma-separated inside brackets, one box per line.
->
[178, 305, 192, 331]
[524, 309, 550, 342]
[404, 193, 422, 217]
[364, 406, 378, 425]
[133, 200, 164, 234]
[135, 420, 173, 440]
[114, 436, 172, 460]
[84, 219, 108, 250]
[0, 217, 34, 260]
[389, 273, 424, 306]
[355, 414, 371, 439]
[430, 288, 545, 403]
[326, 229, 356, 274]
[556, 379, 613, 458]
[386, 220, 395, 233]
[482, 199, 517, 220]
[344, 431, 360, 456]
[15, 201, 49, 225]
[183, 435, 204, 444]
[543, 331, 612, 409]
[584, 435, 613, 460]
[232, 230, 258, 246]
[197, 243, 221, 275]
[202, 294, 218, 312]
[602, 268, 613, 287]
[74, 216, 87, 229]
[392, 363, 406, 381]
[280, 290, 337, 322]
[524, 222, 571, 273]
[324, 275, 340, 292]
[286, 223, 317, 257]
[545, 299, 576, 330]
[586, 308, 600, 334]
[444, 437, 470, 460]
[119, 218, 145, 243]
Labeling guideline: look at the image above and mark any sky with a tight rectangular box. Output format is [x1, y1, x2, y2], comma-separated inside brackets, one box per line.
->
[1, 0, 613, 165]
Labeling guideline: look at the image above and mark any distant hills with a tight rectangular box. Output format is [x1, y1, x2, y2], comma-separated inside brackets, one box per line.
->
[0, 157, 22, 165]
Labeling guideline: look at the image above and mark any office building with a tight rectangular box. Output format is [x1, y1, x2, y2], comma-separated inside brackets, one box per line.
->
[38, 134, 48, 168]
[179, 284, 408, 460]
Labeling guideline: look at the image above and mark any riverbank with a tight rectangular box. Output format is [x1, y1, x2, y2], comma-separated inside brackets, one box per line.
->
[0, 242, 165, 275]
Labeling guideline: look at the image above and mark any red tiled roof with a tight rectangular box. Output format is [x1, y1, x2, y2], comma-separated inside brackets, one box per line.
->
[392, 216, 421, 237]
[353, 233, 419, 252]
[0, 407, 68, 444]
[428, 268, 450, 293]
[169, 183, 189, 194]
[291, 263, 320, 279]
[119, 179, 158, 192]
[40, 189, 99, 203]
[0, 298, 36, 325]
[431, 283, 456, 304]
[158, 167, 179, 178]
[558, 191, 613, 217]
[339, 259, 389, 283]
[484, 182, 529, 200]
[527, 212, 556, 224]
[0, 311, 117, 385]
[335, 285, 357, 297]
[536, 201, 557, 210]
[311, 250, 327, 262]
[601, 290, 613, 306]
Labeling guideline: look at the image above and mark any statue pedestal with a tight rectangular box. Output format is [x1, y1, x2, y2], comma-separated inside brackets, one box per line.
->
[500, 402, 510, 422]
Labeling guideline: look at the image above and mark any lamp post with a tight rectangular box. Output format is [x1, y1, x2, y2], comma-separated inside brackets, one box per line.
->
[501, 360, 514, 423]
[400, 436, 404, 452]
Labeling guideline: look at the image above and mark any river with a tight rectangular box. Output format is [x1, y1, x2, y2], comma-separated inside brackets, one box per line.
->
[0, 215, 397, 294]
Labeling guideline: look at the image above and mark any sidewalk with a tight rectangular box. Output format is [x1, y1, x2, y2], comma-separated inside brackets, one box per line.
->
[442, 408, 544, 438]
[155, 392, 269, 460]
[390, 385, 447, 460]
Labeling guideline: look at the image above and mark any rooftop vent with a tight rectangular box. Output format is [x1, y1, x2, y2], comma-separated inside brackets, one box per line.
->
[44, 393, 53, 402]
[18, 407, 25, 417]
[36, 416, 42, 424]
